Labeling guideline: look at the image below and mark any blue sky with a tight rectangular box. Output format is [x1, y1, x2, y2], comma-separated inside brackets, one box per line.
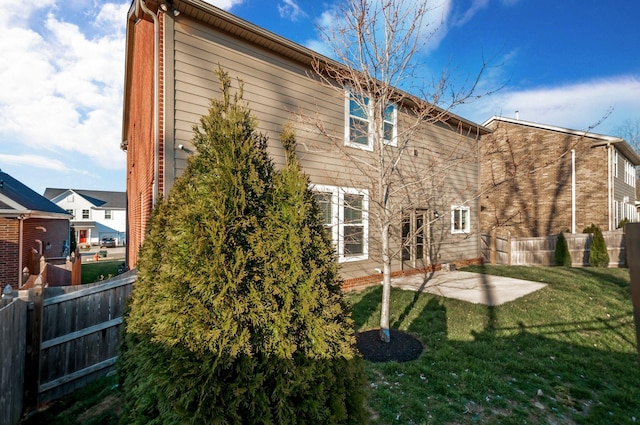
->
[1, 0, 639, 195]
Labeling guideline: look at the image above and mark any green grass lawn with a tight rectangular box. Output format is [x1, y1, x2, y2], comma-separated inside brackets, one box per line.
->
[81, 260, 125, 284]
[351, 265, 640, 424]
[22, 266, 640, 424]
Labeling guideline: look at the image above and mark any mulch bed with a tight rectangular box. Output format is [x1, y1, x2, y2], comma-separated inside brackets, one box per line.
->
[356, 329, 424, 363]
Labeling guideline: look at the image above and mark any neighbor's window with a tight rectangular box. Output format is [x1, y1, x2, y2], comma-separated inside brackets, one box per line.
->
[451, 205, 470, 234]
[624, 159, 636, 187]
[312, 184, 368, 262]
[105, 210, 112, 220]
[82, 209, 89, 219]
[345, 91, 397, 150]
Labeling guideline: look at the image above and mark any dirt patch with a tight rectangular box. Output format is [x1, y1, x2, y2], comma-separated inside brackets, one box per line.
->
[75, 394, 123, 423]
[356, 329, 423, 362]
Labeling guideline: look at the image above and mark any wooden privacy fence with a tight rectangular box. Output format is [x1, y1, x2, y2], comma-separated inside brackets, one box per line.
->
[21, 251, 82, 290]
[482, 229, 626, 267]
[0, 298, 27, 425]
[0, 271, 135, 424]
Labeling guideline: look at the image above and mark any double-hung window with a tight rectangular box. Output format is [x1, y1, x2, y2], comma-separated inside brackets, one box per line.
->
[451, 205, 470, 234]
[313, 184, 369, 262]
[82, 209, 90, 219]
[345, 91, 397, 150]
[105, 210, 112, 220]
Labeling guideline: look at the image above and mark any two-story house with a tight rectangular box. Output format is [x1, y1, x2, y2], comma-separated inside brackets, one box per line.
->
[44, 189, 127, 247]
[481, 116, 640, 238]
[122, 0, 490, 288]
[0, 170, 72, 288]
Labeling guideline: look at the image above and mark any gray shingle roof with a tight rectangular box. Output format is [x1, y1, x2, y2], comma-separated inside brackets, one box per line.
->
[43, 188, 126, 209]
[0, 170, 71, 216]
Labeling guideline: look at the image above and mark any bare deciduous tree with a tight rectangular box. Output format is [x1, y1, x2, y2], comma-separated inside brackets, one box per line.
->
[299, 0, 491, 342]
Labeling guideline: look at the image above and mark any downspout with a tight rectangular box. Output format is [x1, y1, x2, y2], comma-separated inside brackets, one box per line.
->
[571, 149, 576, 234]
[18, 215, 24, 287]
[137, 0, 160, 205]
[607, 143, 613, 231]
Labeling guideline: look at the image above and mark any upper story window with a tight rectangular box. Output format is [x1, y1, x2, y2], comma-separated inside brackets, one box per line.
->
[614, 149, 619, 178]
[451, 205, 470, 234]
[82, 209, 89, 219]
[66, 209, 74, 218]
[312, 184, 369, 263]
[105, 210, 112, 220]
[345, 91, 397, 151]
[624, 159, 636, 187]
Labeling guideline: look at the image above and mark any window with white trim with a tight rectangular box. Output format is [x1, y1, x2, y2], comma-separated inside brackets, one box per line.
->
[451, 205, 470, 234]
[105, 210, 112, 220]
[624, 159, 636, 187]
[82, 209, 89, 219]
[614, 149, 619, 178]
[345, 91, 397, 150]
[313, 185, 369, 262]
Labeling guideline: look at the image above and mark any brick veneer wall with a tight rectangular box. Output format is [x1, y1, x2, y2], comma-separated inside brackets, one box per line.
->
[481, 121, 610, 238]
[125, 18, 156, 268]
[0, 218, 20, 288]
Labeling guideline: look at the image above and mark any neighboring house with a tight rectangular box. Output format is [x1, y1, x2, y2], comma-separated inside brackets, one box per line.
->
[121, 0, 489, 287]
[481, 116, 640, 238]
[0, 170, 72, 289]
[44, 189, 127, 247]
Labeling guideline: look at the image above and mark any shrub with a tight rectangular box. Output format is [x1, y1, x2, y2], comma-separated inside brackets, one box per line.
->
[119, 69, 366, 425]
[554, 231, 571, 267]
[588, 224, 609, 268]
[618, 218, 630, 229]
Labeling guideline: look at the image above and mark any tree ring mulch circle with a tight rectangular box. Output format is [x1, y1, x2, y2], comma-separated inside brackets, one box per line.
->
[356, 329, 424, 363]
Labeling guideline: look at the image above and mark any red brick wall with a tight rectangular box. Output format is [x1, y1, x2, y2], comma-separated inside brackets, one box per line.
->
[0, 218, 20, 288]
[481, 121, 610, 238]
[125, 18, 156, 268]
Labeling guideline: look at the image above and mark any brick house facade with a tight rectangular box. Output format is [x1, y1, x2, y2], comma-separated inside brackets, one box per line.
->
[480, 116, 640, 238]
[0, 170, 72, 288]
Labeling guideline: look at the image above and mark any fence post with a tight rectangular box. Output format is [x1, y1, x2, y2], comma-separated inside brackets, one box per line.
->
[507, 232, 512, 265]
[25, 275, 44, 410]
[625, 223, 640, 369]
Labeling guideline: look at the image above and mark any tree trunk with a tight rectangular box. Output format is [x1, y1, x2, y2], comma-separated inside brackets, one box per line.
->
[379, 221, 391, 342]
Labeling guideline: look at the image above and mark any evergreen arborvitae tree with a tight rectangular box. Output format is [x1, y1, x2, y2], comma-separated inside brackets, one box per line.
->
[119, 70, 366, 425]
[554, 231, 571, 267]
[588, 224, 609, 268]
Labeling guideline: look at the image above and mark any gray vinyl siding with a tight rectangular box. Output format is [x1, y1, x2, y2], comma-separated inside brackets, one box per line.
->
[164, 15, 481, 279]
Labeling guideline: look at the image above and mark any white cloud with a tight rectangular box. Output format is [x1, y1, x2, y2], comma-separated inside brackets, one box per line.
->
[207, 0, 245, 10]
[0, 154, 71, 172]
[455, 76, 640, 135]
[0, 2, 127, 170]
[278, 0, 307, 21]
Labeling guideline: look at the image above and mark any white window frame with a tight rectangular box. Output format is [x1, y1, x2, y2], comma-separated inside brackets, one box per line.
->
[614, 149, 619, 178]
[451, 205, 471, 234]
[105, 209, 112, 220]
[82, 209, 90, 219]
[344, 90, 397, 151]
[624, 159, 636, 187]
[312, 184, 369, 263]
